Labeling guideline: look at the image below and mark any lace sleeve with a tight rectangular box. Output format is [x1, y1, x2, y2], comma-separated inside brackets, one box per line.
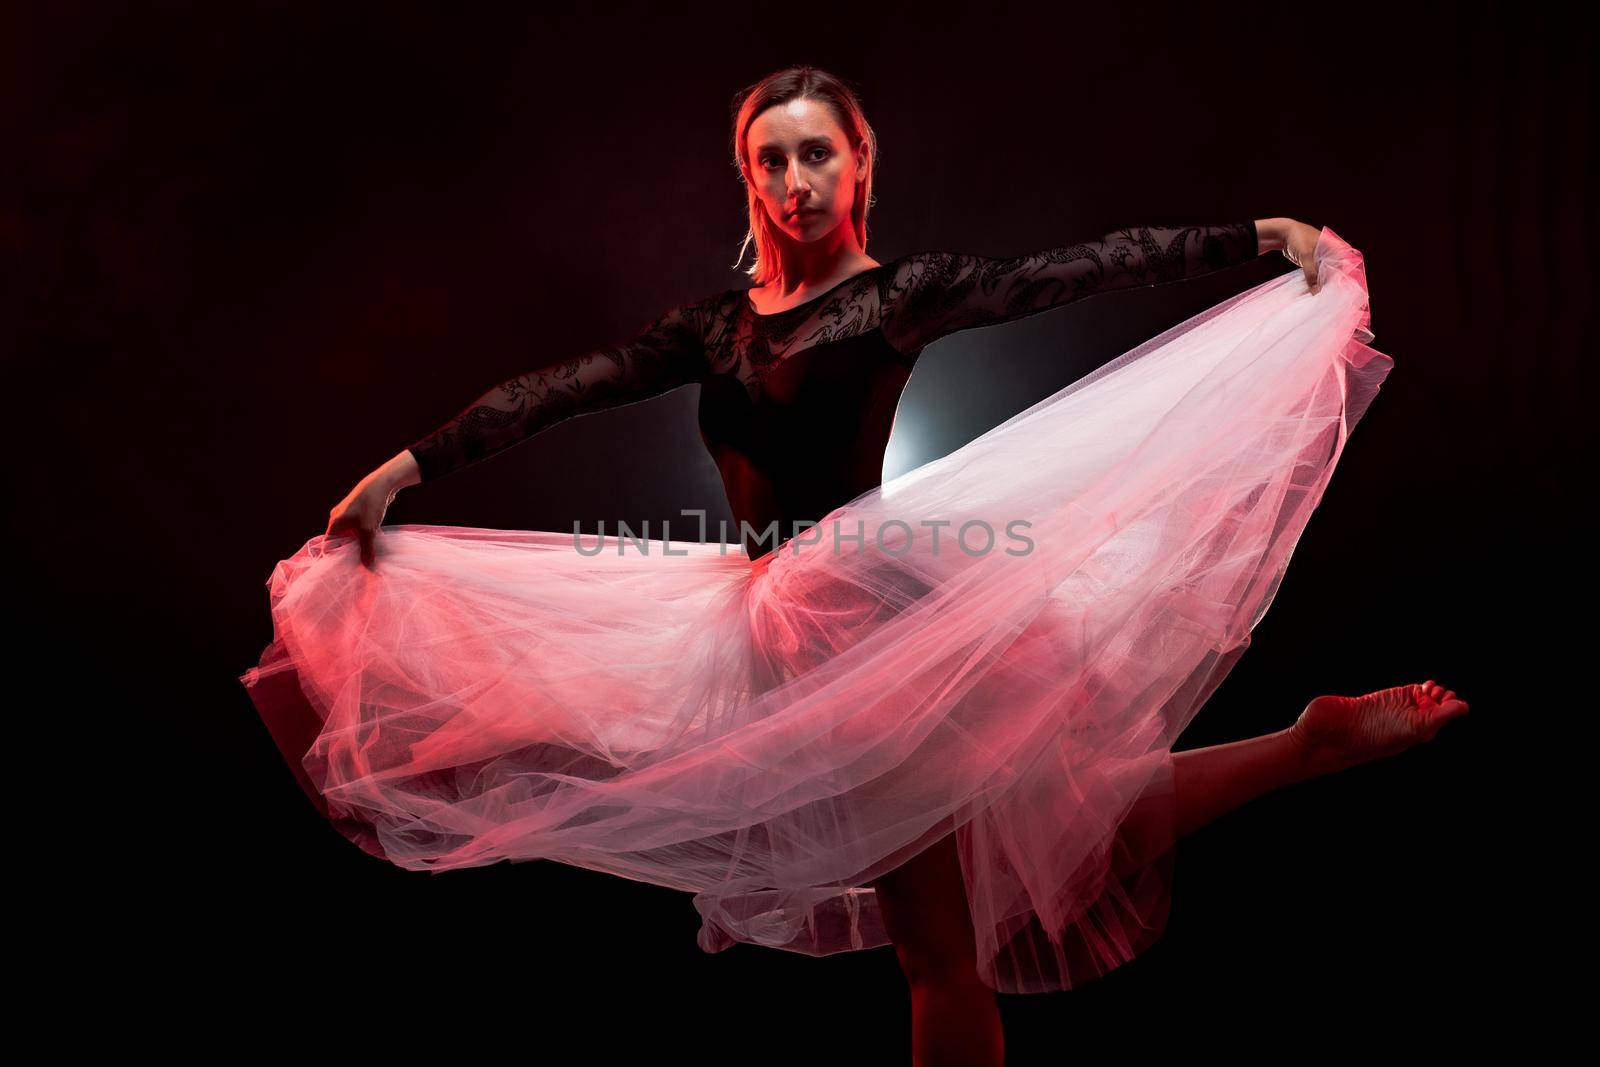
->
[404, 301, 711, 482]
[880, 222, 1259, 355]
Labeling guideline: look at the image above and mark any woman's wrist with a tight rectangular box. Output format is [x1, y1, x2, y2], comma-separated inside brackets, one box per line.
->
[1253, 218, 1289, 253]
[376, 449, 423, 492]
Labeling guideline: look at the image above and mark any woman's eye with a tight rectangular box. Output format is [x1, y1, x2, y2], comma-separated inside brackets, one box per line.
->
[762, 149, 829, 169]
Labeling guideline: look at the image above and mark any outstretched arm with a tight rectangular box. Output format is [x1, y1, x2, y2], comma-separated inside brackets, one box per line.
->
[880, 221, 1264, 355]
[403, 300, 711, 482]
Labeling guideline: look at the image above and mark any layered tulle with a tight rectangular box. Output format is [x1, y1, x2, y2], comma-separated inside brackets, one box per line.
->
[241, 227, 1391, 994]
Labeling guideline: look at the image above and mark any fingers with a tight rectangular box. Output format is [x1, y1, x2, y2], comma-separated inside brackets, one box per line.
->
[326, 512, 379, 569]
[1283, 239, 1320, 293]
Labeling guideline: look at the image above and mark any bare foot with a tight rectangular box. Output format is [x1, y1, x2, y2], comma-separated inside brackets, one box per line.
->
[1291, 680, 1470, 772]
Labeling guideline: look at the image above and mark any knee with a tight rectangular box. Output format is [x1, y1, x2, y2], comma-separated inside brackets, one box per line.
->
[892, 943, 984, 989]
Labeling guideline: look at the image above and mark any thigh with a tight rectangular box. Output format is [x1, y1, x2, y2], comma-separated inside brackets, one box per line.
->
[867, 827, 978, 965]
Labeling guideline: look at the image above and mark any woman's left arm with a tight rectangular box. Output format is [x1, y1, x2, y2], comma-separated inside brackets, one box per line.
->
[881, 218, 1321, 355]
[1258, 216, 1324, 292]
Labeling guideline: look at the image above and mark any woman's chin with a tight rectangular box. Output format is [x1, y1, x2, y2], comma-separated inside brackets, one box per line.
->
[784, 213, 834, 237]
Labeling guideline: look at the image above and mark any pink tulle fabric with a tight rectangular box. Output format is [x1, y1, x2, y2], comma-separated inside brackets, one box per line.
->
[241, 227, 1391, 994]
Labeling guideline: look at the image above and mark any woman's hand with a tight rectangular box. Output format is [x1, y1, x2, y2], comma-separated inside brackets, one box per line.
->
[325, 452, 420, 569]
[1255, 217, 1324, 293]
[1290, 680, 1470, 773]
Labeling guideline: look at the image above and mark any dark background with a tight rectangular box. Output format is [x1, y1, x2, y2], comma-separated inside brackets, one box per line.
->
[20, 0, 1579, 1058]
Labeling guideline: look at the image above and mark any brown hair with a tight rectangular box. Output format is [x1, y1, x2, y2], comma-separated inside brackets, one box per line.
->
[728, 66, 879, 286]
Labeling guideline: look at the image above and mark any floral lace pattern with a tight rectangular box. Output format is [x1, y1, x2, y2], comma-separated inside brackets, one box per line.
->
[405, 222, 1258, 482]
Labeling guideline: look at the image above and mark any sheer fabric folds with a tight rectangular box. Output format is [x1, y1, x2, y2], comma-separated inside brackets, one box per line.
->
[242, 228, 1390, 993]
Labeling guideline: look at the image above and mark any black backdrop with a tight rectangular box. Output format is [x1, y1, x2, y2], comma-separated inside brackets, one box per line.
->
[21, 1, 1579, 1059]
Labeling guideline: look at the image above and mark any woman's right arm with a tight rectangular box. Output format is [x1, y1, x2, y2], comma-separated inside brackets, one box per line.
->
[326, 299, 711, 567]
[403, 300, 711, 482]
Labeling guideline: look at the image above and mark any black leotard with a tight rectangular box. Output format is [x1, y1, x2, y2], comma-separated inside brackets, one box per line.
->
[405, 222, 1260, 560]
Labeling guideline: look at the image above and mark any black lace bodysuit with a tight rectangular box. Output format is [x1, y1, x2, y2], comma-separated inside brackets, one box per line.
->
[405, 222, 1260, 560]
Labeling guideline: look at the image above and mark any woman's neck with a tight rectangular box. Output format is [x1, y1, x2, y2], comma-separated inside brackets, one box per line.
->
[761, 233, 879, 302]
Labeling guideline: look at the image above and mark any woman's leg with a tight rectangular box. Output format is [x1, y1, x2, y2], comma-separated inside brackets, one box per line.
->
[860, 682, 1467, 1063]
[868, 830, 1004, 1067]
[1115, 680, 1470, 876]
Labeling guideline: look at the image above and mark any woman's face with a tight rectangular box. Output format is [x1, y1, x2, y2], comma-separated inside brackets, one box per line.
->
[745, 98, 866, 243]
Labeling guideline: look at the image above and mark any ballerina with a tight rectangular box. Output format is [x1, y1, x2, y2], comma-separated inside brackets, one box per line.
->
[244, 66, 1468, 1067]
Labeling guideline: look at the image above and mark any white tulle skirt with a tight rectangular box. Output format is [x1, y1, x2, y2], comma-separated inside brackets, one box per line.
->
[240, 227, 1392, 994]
